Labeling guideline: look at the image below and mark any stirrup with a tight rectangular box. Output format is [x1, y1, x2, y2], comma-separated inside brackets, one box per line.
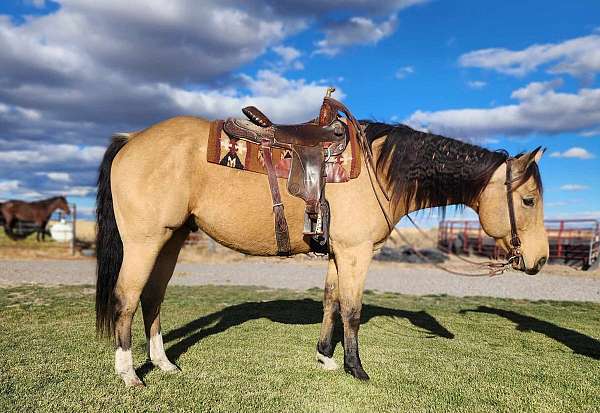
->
[303, 208, 323, 236]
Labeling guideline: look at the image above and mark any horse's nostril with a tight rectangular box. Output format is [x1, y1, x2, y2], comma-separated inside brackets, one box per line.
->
[537, 257, 547, 269]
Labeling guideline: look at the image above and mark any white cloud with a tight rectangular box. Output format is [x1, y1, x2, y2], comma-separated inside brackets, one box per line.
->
[550, 147, 595, 159]
[35, 172, 72, 182]
[395, 66, 414, 79]
[57, 186, 95, 197]
[467, 80, 487, 89]
[459, 33, 600, 82]
[0, 144, 105, 165]
[271, 45, 304, 71]
[166, 70, 341, 123]
[315, 15, 397, 56]
[76, 206, 96, 217]
[406, 80, 600, 138]
[545, 199, 583, 208]
[579, 128, 600, 137]
[560, 184, 590, 191]
[0, 0, 427, 201]
[25, 0, 47, 8]
[0, 180, 93, 200]
[0, 180, 20, 193]
[547, 210, 600, 220]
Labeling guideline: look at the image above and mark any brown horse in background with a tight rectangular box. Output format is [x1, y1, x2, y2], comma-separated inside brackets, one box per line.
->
[0, 196, 71, 241]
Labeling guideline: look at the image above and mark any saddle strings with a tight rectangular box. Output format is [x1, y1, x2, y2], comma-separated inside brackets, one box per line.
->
[329, 98, 514, 277]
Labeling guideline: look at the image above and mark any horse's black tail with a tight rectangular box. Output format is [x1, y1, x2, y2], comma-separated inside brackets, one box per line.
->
[95, 134, 129, 338]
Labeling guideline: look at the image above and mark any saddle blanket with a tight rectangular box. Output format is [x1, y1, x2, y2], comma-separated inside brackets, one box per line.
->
[207, 120, 361, 182]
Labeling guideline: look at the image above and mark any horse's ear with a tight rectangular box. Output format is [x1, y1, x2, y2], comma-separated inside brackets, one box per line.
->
[516, 146, 544, 171]
[531, 146, 545, 163]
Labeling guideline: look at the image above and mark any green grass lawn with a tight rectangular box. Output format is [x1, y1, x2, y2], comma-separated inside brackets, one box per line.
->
[0, 285, 599, 412]
[0, 229, 54, 247]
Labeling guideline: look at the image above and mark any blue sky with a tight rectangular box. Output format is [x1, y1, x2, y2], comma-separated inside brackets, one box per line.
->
[0, 0, 598, 223]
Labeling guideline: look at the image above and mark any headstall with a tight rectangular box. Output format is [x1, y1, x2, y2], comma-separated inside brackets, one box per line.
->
[504, 158, 522, 269]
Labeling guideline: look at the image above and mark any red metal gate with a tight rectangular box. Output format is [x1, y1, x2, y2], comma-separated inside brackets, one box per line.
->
[438, 219, 600, 270]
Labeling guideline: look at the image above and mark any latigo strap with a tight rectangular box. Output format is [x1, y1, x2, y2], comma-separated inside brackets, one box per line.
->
[260, 139, 291, 255]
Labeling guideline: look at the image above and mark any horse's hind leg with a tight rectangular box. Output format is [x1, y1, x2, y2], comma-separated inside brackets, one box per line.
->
[141, 225, 190, 373]
[316, 257, 340, 370]
[113, 236, 168, 387]
[333, 241, 373, 380]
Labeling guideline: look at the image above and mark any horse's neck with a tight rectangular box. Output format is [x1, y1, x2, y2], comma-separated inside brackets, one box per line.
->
[46, 198, 63, 214]
[403, 183, 481, 215]
[386, 148, 491, 219]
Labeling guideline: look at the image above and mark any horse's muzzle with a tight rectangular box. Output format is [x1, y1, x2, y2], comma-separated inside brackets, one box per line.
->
[524, 257, 547, 275]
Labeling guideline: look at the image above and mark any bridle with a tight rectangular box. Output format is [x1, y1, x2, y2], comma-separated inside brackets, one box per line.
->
[324, 98, 528, 277]
[505, 158, 523, 269]
[363, 146, 527, 276]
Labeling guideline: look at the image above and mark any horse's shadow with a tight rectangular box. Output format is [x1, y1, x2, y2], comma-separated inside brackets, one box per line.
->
[459, 306, 600, 360]
[136, 298, 454, 378]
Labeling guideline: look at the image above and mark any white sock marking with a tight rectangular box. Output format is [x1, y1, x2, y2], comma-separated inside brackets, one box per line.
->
[147, 333, 178, 372]
[115, 347, 133, 373]
[316, 352, 339, 370]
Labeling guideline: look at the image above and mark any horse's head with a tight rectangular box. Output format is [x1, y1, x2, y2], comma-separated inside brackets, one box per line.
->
[56, 196, 71, 215]
[477, 148, 548, 274]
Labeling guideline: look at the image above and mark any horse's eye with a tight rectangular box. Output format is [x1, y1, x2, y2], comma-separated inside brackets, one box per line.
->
[523, 197, 535, 207]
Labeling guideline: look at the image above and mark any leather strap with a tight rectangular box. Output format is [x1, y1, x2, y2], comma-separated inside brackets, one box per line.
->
[505, 159, 521, 260]
[260, 139, 291, 255]
[324, 97, 391, 203]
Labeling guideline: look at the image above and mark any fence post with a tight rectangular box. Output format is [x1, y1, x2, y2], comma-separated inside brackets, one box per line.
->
[71, 204, 77, 256]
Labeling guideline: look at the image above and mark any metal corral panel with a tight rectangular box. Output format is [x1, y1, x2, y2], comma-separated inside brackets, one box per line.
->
[438, 219, 600, 270]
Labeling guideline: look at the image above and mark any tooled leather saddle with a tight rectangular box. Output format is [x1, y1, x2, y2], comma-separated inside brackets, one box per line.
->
[222, 88, 360, 255]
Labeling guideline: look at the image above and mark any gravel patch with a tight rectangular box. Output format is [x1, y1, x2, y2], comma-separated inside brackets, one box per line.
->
[0, 259, 599, 302]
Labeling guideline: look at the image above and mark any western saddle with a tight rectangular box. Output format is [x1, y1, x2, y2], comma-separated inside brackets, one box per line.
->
[223, 88, 362, 255]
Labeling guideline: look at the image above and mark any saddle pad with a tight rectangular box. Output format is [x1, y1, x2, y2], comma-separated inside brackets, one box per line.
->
[206, 120, 361, 182]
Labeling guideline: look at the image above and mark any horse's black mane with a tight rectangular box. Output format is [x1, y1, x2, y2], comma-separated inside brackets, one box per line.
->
[362, 122, 542, 213]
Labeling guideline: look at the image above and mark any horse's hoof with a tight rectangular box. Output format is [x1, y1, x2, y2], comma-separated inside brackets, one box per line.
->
[119, 371, 145, 387]
[344, 365, 370, 381]
[316, 352, 339, 370]
[154, 359, 180, 374]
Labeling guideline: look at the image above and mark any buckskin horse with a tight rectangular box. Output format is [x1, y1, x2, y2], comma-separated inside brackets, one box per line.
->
[1, 196, 71, 241]
[95, 97, 548, 387]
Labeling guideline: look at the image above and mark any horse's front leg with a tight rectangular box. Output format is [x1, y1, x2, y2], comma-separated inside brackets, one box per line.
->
[41, 221, 47, 241]
[332, 241, 373, 380]
[316, 257, 340, 370]
[5, 218, 14, 235]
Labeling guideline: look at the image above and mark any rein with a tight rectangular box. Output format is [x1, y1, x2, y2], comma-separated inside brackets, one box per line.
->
[354, 124, 522, 276]
[400, 159, 523, 277]
[327, 99, 522, 277]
